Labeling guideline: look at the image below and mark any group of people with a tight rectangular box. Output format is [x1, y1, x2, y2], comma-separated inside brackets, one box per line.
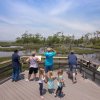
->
[38, 68, 65, 99]
[11, 47, 77, 99]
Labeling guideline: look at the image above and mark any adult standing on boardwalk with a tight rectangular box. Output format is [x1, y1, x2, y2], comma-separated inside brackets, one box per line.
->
[68, 50, 77, 83]
[25, 51, 41, 81]
[12, 49, 21, 82]
[44, 48, 56, 73]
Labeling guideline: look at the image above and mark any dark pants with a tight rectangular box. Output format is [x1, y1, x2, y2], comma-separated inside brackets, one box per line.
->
[45, 65, 53, 73]
[12, 67, 20, 81]
[39, 83, 43, 96]
[56, 86, 63, 96]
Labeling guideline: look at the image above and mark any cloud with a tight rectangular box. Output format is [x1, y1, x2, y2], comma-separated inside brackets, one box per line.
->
[0, 0, 100, 40]
[49, 0, 72, 16]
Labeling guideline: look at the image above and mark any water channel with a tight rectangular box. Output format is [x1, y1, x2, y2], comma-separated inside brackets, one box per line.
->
[0, 47, 100, 64]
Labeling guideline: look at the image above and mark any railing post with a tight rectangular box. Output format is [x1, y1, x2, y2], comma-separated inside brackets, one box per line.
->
[92, 65, 96, 81]
[87, 61, 90, 68]
[82, 60, 86, 79]
[79, 59, 82, 73]
[83, 66, 86, 79]
[59, 57, 60, 68]
[92, 71, 95, 81]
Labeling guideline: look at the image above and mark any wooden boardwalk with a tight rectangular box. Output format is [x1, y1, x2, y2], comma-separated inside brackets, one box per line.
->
[0, 70, 100, 100]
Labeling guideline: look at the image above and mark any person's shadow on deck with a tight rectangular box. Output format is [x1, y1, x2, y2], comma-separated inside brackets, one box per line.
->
[42, 89, 47, 95]
[55, 92, 65, 98]
[66, 71, 73, 80]
[59, 93, 65, 98]
[29, 77, 39, 81]
[20, 73, 25, 80]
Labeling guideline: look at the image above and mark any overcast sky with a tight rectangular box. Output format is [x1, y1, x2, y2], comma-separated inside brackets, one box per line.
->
[0, 0, 100, 41]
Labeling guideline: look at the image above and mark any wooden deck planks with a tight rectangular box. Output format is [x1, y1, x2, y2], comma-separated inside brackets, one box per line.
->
[0, 70, 100, 100]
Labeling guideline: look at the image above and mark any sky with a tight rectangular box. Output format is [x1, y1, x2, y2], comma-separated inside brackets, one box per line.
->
[0, 0, 100, 41]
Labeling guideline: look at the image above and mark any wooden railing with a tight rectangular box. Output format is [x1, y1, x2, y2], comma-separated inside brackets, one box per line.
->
[21, 56, 68, 67]
[78, 58, 100, 81]
[0, 56, 100, 82]
[0, 56, 68, 81]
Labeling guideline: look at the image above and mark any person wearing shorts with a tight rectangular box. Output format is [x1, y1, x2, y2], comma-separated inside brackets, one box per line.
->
[26, 51, 40, 81]
[68, 50, 77, 83]
[29, 67, 38, 75]
[69, 65, 77, 72]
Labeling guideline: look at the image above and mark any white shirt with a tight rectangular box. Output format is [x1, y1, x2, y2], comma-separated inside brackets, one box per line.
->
[29, 56, 38, 68]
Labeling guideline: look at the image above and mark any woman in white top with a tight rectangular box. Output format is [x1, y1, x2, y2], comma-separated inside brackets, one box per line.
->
[26, 51, 40, 81]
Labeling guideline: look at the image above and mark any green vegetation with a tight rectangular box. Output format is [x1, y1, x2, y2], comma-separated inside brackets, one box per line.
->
[73, 47, 100, 54]
[54, 46, 100, 55]
[15, 31, 100, 51]
[15, 31, 100, 46]
[0, 42, 13, 47]
[0, 41, 23, 47]
[0, 69, 12, 80]
[0, 62, 11, 68]
[0, 31, 100, 54]
[23, 44, 44, 51]
[0, 47, 24, 52]
[0, 57, 11, 62]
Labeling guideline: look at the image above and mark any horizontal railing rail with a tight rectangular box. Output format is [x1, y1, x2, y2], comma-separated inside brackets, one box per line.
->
[78, 58, 100, 81]
[0, 56, 100, 81]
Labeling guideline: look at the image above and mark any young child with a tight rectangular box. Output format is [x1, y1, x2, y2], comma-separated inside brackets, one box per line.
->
[59, 69, 65, 86]
[38, 68, 45, 99]
[46, 71, 55, 94]
[54, 69, 64, 97]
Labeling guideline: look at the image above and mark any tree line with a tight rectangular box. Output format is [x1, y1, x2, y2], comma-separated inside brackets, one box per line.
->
[16, 31, 100, 47]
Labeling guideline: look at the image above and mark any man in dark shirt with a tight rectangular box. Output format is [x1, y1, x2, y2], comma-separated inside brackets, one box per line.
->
[68, 51, 77, 66]
[12, 50, 21, 81]
[68, 50, 77, 83]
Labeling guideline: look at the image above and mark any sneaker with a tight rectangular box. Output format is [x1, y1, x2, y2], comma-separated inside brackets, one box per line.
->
[54, 93, 57, 97]
[12, 79, 15, 82]
[73, 80, 77, 84]
[40, 96, 44, 99]
[25, 79, 29, 81]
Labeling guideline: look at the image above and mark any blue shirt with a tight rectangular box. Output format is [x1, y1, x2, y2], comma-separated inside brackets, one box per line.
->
[68, 54, 77, 65]
[12, 53, 20, 67]
[44, 52, 56, 66]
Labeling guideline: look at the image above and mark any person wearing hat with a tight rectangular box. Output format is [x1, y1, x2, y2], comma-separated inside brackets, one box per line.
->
[44, 48, 56, 73]
[25, 51, 41, 81]
[68, 50, 77, 83]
